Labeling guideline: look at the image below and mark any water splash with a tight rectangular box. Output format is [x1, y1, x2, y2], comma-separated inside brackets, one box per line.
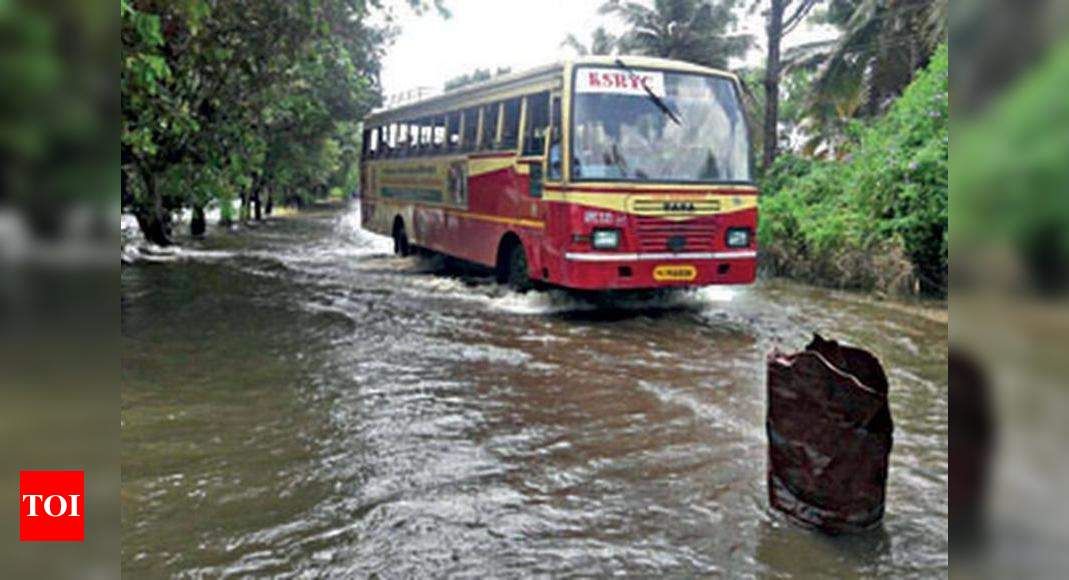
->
[487, 285, 741, 316]
[334, 204, 392, 256]
[122, 243, 238, 264]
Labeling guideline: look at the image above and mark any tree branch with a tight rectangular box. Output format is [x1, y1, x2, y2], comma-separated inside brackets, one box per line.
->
[783, 0, 819, 36]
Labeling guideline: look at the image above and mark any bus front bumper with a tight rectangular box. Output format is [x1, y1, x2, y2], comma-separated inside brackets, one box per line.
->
[556, 250, 757, 290]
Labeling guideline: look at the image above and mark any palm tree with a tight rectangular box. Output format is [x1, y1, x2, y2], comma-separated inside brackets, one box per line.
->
[796, 0, 947, 151]
[599, 0, 752, 70]
[561, 27, 619, 56]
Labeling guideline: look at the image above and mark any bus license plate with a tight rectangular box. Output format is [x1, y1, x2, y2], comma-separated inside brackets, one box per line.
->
[653, 265, 697, 282]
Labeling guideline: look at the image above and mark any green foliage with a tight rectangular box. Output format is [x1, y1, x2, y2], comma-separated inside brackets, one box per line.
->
[778, 67, 815, 143]
[737, 64, 814, 156]
[600, 0, 751, 69]
[799, 0, 947, 153]
[759, 44, 948, 296]
[952, 39, 1069, 291]
[1, 0, 116, 234]
[121, 0, 435, 242]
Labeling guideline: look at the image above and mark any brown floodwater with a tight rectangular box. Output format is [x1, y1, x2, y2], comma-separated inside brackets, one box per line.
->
[121, 205, 948, 577]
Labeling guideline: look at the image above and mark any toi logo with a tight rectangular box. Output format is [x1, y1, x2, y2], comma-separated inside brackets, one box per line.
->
[19, 470, 84, 542]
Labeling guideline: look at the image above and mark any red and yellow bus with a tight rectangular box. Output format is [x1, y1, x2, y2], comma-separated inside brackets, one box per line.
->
[360, 56, 757, 291]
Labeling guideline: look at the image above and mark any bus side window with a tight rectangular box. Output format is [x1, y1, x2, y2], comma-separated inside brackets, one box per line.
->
[522, 92, 549, 156]
[365, 127, 380, 160]
[480, 103, 498, 151]
[498, 97, 521, 150]
[387, 124, 398, 157]
[414, 120, 424, 155]
[433, 116, 446, 151]
[419, 119, 432, 154]
[446, 112, 461, 151]
[461, 108, 478, 152]
[409, 123, 421, 156]
[548, 96, 562, 180]
[396, 124, 409, 156]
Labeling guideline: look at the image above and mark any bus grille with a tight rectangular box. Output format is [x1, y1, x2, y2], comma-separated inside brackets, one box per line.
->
[634, 216, 718, 253]
[630, 197, 723, 216]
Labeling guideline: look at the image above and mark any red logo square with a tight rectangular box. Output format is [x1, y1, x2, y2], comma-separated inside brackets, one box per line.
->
[19, 470, 84, 542]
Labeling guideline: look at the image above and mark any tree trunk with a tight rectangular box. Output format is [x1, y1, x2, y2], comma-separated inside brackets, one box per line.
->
[190, 204, 206, 237]
[135, 209, 171, 247]
[134, 165, 172, 246]
[121, 166, 134, 208]
[239, 191, 249, 223]
[252, 189, 262, 221]
[265, 190, 274, 216]
[763, 0, 786, 170]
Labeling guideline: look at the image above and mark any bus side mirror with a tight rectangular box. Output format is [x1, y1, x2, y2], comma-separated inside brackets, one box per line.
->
[547, 142, 563, 181]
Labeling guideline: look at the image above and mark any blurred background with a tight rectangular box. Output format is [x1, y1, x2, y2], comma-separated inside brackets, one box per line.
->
[0, 0, 116, 577]
[950, 0, 1069, 576]
[0, 0, 1067, 576]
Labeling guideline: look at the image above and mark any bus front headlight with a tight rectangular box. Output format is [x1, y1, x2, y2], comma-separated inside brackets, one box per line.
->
[726, 228, 751, 248]
[592, 228, 621, 250]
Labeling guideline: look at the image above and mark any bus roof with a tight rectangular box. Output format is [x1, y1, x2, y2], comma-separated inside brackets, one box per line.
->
[364, 56, 739, 127]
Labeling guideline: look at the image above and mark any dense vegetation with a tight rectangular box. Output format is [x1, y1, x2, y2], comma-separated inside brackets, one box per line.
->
[0, 1, 114, 238]
[758, 44, 948, 295]
[121, 0, 445, 245]
[952, 39, 1069, 293]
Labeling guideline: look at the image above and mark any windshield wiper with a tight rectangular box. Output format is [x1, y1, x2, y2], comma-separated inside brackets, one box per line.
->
[614, 58, 682, 126]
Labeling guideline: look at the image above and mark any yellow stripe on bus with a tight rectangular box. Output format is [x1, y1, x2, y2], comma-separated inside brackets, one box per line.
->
[468, 157, 516, 177]
[446, 209, 543, 229]
[541, 191, 758, 217]
[370, 198, 544, 230]
[372, 156, 518, 179]
[556, 182, 757, 192]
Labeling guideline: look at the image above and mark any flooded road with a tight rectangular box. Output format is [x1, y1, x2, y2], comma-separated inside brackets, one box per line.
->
[121, 205, 948, 577]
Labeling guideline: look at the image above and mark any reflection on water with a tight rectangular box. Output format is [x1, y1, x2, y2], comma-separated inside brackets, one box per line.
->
[121, 204, 948, 577]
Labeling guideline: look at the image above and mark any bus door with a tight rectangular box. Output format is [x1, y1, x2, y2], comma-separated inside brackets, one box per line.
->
[516, 92, 561, 280]
[520, 93, 562, 209]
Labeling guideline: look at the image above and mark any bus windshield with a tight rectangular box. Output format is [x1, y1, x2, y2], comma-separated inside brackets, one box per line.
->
[571, 67, 751, 183]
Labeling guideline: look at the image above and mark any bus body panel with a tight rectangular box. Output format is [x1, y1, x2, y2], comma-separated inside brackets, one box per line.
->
[361, 153, 545, 271]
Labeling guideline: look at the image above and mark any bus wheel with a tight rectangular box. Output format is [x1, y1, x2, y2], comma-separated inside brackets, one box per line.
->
[392, 220, 410, 257]
[505, 244, 533, 293]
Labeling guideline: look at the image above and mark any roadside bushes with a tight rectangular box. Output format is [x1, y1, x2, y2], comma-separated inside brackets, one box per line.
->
[952, 39, 1069, 293]
[759, 44, 948, 297]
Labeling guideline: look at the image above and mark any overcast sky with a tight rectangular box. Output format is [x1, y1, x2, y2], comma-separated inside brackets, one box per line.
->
[378, 0, 838, 99]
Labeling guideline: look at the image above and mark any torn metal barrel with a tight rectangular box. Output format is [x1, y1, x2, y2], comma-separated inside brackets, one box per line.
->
[766, 334, 894, 534]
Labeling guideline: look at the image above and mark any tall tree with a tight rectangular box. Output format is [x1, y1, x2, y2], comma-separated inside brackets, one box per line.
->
[757, 0, 819, 168]
[600, 0, 751, 70]
[561, 27, 619, 56]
